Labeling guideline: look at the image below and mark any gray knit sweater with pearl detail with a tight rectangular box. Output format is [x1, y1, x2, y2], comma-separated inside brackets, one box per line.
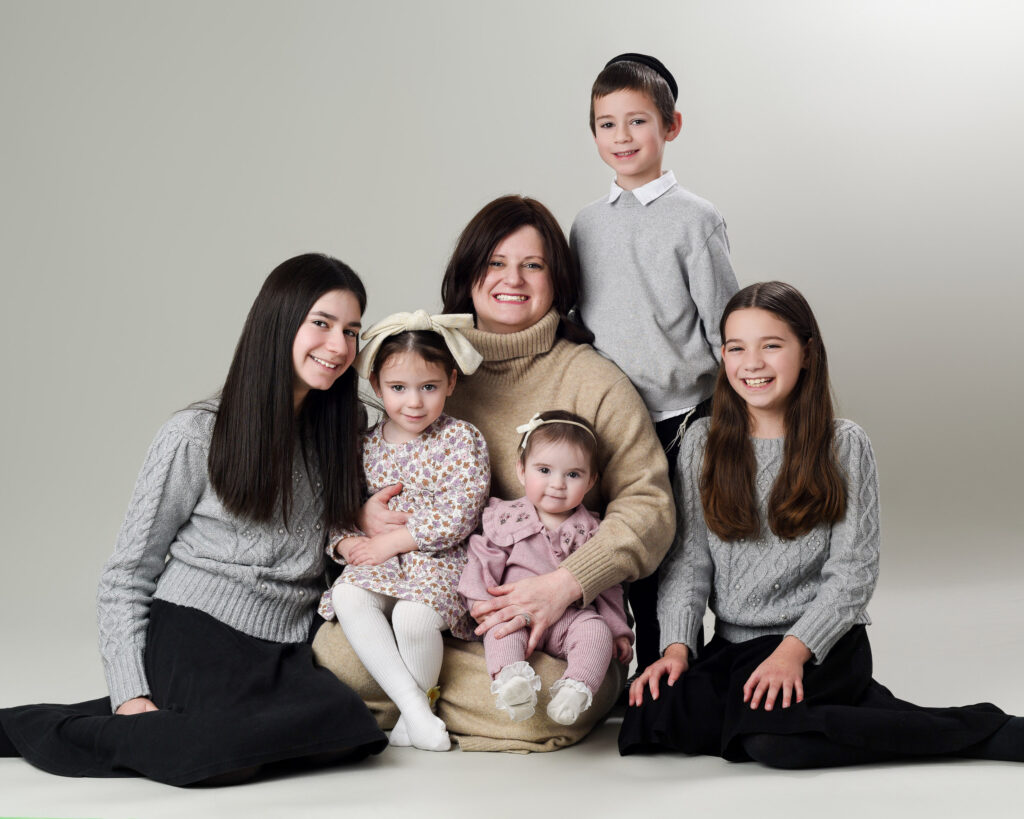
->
[658, 417, 880, 663]
[96, 404, 328, 710]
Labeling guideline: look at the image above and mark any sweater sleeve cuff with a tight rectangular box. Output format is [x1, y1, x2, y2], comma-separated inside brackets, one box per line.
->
[103, 651, 151, 712]
[560, 548, 621, 606]
[659, 609, 704, 659]
[787, 614, 844, 664]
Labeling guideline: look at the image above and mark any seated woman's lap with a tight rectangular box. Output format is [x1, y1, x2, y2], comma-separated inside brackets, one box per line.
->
[312, 619, 625, 752]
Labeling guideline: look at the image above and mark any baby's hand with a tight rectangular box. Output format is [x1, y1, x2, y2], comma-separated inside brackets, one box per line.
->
[614, 635, 633, 665]
[337, 536, 369, 563]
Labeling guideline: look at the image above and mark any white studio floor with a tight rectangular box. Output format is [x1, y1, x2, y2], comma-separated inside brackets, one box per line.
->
[3, 550, 1023, 819]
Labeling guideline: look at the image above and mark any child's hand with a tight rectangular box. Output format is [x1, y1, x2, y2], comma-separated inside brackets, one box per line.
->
[628, 643, 689, 707]
[356, 484, 410, 536]
[622, 642, 688, 708]
[337, 536, 368, 563]
[115, 696, 159, 715]
[614, 636, 633, 665]
[743, 635, 812, 710]
[346, 536, 399, 566]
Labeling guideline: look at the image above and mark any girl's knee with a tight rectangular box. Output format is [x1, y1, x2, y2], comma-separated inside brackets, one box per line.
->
[391, 600, 446, 636]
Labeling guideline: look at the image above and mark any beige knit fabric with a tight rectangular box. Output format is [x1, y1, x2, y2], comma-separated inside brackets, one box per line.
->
[445, 310, 675, 603]
[314, 310, 671, 752]
[312, 623, 625, 752]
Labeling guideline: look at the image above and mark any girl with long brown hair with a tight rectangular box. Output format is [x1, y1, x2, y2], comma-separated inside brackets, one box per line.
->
[620, 281, 1024, 768]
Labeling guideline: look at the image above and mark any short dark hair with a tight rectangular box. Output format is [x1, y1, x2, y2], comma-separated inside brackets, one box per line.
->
[518, 410, 599, 475]
[368, 330, 457, 380]
[589, 60, 677, 134]
[209, 253, 367, 531]
[441, 195, 593, 344]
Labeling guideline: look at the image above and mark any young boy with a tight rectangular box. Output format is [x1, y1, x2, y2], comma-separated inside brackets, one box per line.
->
[570, 53, 739, 670]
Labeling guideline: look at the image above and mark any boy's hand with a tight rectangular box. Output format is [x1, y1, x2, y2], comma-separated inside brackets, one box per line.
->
[743, 635, 812, 710]
[628, 643, 689, 707]
[614, 635, 633, 664]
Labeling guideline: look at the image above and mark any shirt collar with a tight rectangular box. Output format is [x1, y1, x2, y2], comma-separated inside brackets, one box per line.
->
[606, 170, 677, 205]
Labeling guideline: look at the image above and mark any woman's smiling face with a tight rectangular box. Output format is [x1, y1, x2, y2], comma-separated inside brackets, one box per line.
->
[471, 225, 554, 334]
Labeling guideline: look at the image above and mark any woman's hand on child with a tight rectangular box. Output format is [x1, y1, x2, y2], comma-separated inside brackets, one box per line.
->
[356, 483, 410, 536]
[743, 635, 812, 711]
[614, 636, 633, 664]
[628, 643, 689, 707]
[471, 568, 583, 655]
[115, 696, 158, 715]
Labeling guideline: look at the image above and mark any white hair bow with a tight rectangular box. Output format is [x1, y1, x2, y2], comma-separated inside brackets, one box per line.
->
[354, 310, 483, 379]
[515, 412, 597, 451]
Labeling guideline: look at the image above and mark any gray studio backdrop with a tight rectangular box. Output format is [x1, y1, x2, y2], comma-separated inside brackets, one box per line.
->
[2, 1, 1022, 704]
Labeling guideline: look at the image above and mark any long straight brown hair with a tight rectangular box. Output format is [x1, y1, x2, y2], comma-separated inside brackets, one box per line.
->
[701, 281, 846, 541]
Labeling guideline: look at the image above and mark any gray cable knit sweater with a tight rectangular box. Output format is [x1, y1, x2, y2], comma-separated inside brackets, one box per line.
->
[659, 417, 880, 662]
[96, 405, 328, 710]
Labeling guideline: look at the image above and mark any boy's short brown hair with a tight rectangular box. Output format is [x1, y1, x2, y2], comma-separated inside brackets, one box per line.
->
[589, 60, 677, 134]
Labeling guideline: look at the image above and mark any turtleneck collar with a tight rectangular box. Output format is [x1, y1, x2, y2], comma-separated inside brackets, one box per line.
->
[459, 310, 561, 385]
[462, 309, 559, 362]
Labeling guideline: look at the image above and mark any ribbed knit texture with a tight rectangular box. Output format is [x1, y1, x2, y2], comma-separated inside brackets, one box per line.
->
[659, 417, 881, 662]
[571, 179, 739, 414]
[444, 311, 674, 604]
[96, 406, 328, 710]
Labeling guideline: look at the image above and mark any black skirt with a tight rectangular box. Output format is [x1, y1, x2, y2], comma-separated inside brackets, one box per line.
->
[618, 626, 1010, 762]
[0, 600, 387, 786]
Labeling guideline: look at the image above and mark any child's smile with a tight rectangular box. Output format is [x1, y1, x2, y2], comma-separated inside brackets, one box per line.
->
[722, 307, 807, 438]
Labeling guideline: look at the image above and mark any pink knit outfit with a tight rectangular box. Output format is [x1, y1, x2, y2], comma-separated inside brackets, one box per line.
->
[458, 497, 632, 694]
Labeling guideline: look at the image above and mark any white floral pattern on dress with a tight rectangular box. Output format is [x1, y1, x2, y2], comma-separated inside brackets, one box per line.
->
[318, 414, 489, 640]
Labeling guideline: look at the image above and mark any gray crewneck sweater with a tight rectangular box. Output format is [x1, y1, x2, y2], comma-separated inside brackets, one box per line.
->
[96, 405, 328, 710]
[659, 417, 880, 662]
[570, 179, 739, 415]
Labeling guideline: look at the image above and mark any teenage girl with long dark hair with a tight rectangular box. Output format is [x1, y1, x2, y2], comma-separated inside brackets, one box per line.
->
[620, 281, 1024, 767]
[0, 254, 387, 785]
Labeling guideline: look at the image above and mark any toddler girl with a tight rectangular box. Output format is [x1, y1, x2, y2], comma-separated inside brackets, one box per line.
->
[459, 411, 633, 726]
[620, 281, 1024, 767]
[319, 310, 490, 752]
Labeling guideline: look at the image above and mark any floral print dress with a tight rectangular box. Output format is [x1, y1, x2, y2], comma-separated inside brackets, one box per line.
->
[318, 414, 489, 640]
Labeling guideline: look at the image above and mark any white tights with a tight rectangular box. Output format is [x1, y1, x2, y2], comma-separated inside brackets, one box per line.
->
[331, 583, 449, 751]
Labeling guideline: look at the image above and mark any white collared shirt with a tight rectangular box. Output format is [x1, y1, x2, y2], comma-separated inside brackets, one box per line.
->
[607, 169, 678, 205]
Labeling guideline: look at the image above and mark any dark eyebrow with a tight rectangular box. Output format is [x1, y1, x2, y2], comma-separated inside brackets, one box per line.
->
[724, 335, 787, 345]
[311, 310, 336, 321]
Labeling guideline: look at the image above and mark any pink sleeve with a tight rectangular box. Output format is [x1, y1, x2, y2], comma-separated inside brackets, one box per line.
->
[593, 583, 633, 643]
[457, 527, 510, 606]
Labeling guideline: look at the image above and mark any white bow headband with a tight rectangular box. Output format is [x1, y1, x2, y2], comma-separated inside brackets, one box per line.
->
[515, 412, 597, 451]
[355, 310, 483, 380]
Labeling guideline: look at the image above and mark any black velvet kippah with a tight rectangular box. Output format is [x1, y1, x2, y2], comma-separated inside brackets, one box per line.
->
[604, 52, 678, 100]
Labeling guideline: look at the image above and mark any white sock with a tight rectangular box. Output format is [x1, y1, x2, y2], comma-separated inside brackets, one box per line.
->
[389, 715, 410, 747]
[546, 678, 593, 726]
[491, 661, 541, 722]
[332, 585, 450, 752]
[391, 600, 446, 695]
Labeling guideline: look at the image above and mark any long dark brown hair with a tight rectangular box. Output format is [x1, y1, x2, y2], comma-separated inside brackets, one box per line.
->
[208, 253, 367, 531]
[701, 281, 845, 541]
[441, 195, 593, 344]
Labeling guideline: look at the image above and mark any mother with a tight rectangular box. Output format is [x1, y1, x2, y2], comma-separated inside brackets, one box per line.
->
[315, 197, 674, 750]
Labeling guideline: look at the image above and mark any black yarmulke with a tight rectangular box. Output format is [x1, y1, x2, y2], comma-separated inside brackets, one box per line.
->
[604, 52, 678, 100]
